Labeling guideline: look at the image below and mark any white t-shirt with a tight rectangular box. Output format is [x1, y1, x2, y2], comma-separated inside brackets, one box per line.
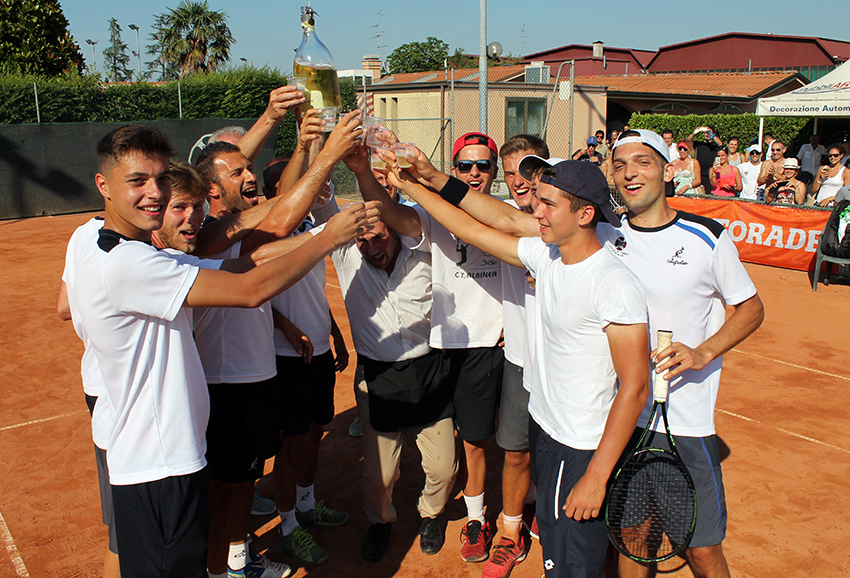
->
[517, 238, 648, 450]
[74, 232, 215, 485]
[193, 240, 277, 384]
[329, 231, 433, 362]
[62, 217, 112, 449]
[270, 221, 331, 357]
[797, 143, 827, 174]
[598, 212, 757, 437]
[738, 161, 763, 200]
[408, 204, 503, 349]
[501, 199, 532, 368]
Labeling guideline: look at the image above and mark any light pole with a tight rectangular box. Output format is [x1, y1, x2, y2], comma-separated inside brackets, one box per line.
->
[85, 39, 99, 72]
[128, 24, 141, 80]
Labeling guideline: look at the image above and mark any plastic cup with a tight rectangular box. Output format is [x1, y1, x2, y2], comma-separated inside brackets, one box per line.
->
[371, 153, 388, 171]
[319, 107, 338, 130]
[363, 116, 387, 148]
[288, 76, 307, 93]
[393, 142, 416, 168]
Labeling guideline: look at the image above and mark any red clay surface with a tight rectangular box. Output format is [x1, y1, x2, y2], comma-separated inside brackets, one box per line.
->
[1, 211, 849, 577]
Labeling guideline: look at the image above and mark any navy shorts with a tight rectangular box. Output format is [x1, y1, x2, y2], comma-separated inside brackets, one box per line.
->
[536, 430, 608, 578]
[496, 360, 529, 451]
[444, 346, 504, 442]
[206, 378, 283, 483]
[111, 468, 209, 578]
[626, 428, 727, 548]
[276, 351, 337, 436]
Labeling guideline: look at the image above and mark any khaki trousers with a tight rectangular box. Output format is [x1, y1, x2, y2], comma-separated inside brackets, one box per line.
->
[354, 365, 457, 524]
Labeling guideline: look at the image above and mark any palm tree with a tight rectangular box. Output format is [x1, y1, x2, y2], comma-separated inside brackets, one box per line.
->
[151, 0, 234, 77]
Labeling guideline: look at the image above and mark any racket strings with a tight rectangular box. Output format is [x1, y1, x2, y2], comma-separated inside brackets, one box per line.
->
[607, 451, 695, 562]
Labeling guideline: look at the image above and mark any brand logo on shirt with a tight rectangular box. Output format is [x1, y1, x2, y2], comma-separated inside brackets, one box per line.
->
[544, 559, 555, 571]
[609, 236, 629, 257]
[481, 257, 498, 266]
[667, 246, 688, 266]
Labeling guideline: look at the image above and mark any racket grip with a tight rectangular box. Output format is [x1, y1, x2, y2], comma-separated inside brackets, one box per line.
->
[653, 330, 674, 402]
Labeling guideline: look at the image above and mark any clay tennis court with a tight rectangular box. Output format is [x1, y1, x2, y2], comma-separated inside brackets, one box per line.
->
[1, 211, 848, 578]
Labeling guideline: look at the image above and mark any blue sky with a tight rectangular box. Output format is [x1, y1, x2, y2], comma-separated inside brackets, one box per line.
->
[62, 0, 850, 75]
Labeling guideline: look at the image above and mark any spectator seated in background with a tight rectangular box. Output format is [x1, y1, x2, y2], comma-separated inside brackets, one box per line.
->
[670, 141, 701, 195]
[572, 136, 604, 166]
[738, 145, 763, 201]
[813, 144, 850, 207]
[708, 146, 742, 197]
[764, 158, 806, 205]
[595, 129, 610, 159]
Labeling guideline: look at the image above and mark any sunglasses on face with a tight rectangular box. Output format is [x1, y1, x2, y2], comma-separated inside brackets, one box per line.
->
[678, 147, 689, 152]
[750, 151, 760, 155]
[454, 159, 493, 173]
[771, 148, 782, 152]
[829, 153, 842, 158]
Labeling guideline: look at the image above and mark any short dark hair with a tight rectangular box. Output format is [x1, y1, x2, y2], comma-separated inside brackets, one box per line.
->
[764, 132, 774, 140]
[728, 136, 740, 143]
[169, 162, 208, 202]
[500, 134, 549, 160]
[195, 141, 241, 187]
[262, 157, 291, 198]
[96, 124, 175, 173]
[661, 128, 673, 137]
[541, 166, 601, 226]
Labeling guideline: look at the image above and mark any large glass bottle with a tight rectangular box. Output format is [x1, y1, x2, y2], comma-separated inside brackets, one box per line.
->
[293, 6, 341, 113]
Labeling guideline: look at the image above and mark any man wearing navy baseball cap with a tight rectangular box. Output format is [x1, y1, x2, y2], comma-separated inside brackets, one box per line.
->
[376, 153, 650, 578]
[572, 136, 605, 167]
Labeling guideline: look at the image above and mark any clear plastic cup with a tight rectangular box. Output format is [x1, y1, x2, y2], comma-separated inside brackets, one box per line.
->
[393, 142, 416, 168]
[371, 153, 388, 171]
[319, 107, 338, 130]
[363, 116, 387, 148]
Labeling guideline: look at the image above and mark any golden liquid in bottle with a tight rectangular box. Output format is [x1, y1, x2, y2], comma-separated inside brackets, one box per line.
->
[293, 61, 341, 113]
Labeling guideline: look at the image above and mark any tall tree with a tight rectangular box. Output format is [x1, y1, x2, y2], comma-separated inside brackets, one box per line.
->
[0, 0, 84, 75]
[386, 37, 449, 74]
[144, 13, 179, 81]
[149, 0, 234, 78]
[102, 18, 133, 82]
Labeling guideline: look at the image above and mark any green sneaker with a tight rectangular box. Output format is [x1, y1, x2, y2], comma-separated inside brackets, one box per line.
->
[276, 526, 329, 565]
[295, 500, 349, 527]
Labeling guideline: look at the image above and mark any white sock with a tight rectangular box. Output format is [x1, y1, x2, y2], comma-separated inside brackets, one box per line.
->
[279, 508, 300, 536]
[208, 572, 227, 578]
[502, 513, 523, 539]
[464, 492, 486, 523]
[227, 541, 247, 572]
[296, 484, 316, 511]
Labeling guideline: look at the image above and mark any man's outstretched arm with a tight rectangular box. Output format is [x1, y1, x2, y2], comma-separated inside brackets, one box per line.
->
[237, 85, 306, 163]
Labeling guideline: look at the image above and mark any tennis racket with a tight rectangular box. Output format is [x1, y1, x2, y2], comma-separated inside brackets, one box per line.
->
[604, 329, 697, 563]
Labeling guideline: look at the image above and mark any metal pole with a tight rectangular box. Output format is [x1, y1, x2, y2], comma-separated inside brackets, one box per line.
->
[451, 69, 455, 152]
[478, 0, 487, 133]
[178, 81, 183, 119]
[568, 60, 575, 155]
[33, 82, 40, 123]
[129, 25, 141, 80]
[758, 116, 764, 153]
[543, 61, 569, 141]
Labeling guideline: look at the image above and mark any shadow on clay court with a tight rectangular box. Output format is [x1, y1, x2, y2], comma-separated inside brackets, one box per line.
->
[244, 405, 511, 577]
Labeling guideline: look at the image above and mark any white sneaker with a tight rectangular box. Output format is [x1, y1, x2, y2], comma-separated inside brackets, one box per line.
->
[244, 549, 291, 578]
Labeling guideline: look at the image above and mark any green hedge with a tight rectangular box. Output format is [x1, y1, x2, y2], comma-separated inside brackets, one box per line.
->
[628, 112, 850, 155]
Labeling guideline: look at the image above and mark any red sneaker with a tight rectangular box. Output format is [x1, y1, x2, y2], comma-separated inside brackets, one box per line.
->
[460, 520, 492, 562]
[482, 536, 527, 578]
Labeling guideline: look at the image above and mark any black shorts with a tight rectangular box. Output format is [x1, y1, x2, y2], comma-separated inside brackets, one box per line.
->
[206, 378, 282, 483]
[276, 351, 336, 436]
[444, 346, 504, 442]
[111, 468, 209, 578]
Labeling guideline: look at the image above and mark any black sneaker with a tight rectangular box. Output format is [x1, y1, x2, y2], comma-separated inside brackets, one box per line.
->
[418, 516, 444, 555]
[362, 522, 392, 563]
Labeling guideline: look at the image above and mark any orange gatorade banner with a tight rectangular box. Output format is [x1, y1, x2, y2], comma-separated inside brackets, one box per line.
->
[668, 197, 829, 272]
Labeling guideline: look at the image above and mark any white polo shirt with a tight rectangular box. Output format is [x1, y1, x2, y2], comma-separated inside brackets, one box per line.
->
[407, 204, 503, 349]
[74, 231, 215, 485]
[518, 238, 648, 450]
[598, 212, 757, 437]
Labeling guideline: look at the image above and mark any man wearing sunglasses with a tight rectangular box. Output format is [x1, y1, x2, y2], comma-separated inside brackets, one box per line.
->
[738, 145, 763, 201]
[757, 140, 788, 188]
